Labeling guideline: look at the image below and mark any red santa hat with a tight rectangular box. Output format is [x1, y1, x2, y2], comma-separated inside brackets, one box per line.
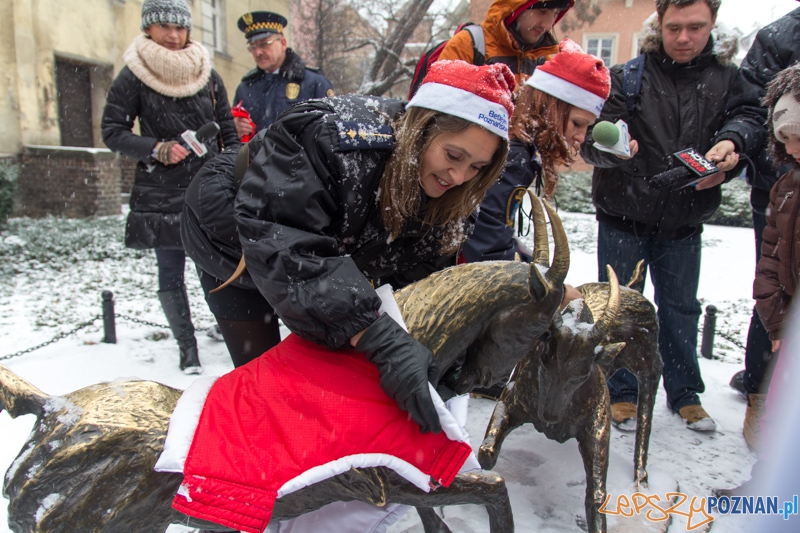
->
[407, 60, 516, 139]
[526, 39, 611, 118]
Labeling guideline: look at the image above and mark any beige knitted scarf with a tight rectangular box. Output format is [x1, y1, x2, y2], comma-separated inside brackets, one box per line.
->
[123, 34, 211, 98]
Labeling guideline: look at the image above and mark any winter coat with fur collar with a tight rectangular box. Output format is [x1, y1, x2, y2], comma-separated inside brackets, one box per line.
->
[102, 37, 238, 249]
[580, 20, 742, 240]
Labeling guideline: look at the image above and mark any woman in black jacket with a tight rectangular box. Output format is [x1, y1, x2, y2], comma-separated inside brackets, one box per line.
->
[101, 0, 238, 374]
[183, 60, 515, 433]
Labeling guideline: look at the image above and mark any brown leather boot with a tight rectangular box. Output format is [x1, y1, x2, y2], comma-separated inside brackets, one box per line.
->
[678, 404, 716, 432]
[611, 402, 637, 432]
[744, 393, 766, 452]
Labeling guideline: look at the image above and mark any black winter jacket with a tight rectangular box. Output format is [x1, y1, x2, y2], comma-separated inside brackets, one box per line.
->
[234, 95, 463, 350]
[715, 7, 800, 196]
[462, 140, 541, 262]
[102, 66, 238, 249]
[581, 34, 744, 240]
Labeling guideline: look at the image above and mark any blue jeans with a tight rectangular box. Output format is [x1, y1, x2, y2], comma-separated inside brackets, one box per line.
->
[598, 222, 705, 412]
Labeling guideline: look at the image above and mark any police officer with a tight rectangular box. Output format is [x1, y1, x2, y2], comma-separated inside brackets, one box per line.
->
[233, 11, 334, 138]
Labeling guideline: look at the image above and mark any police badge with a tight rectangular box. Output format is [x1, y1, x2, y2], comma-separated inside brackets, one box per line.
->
[286, 83, 300, 100]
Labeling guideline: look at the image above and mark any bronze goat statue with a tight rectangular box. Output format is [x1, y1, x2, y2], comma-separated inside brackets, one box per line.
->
[2, 197, 569, 533]
[478, 263, 663, 533]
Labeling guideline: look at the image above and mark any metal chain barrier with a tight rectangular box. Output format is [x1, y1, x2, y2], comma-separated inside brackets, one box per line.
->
[0, 291, 172, 362]
[1, 315, 102, 362]
[117, 314, 168, 329]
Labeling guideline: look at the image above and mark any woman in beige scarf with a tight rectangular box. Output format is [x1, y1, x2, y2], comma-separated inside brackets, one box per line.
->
[101, 0, 239, 374]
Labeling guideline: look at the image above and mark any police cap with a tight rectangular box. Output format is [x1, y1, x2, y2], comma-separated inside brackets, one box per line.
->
[237, 11, 287, 43]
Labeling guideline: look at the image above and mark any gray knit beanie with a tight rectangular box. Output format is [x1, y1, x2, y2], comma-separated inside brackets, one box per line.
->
[141, 0, 192, 31]
[773, 92, 800, 141]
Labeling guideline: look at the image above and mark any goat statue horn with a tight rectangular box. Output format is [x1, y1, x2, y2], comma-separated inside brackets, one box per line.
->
[591, 265, 621, 345]
[528, 189, 550, 268]
[541, 198, 569, 288]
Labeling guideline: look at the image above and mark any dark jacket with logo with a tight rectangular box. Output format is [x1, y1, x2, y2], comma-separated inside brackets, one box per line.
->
[233, 48, 334, 132]
[580, 24, 745, 240]
[231, 95, 464, 350]
[462, 139, 541, 262]
[102, 66, 238, 249]
[754, 168, 800, 340]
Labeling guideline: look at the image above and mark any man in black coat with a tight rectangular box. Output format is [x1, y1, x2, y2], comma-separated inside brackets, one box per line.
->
[232, 11, 334, 139]
[580, 0, 757, 432]
[714, 5, 800, 451]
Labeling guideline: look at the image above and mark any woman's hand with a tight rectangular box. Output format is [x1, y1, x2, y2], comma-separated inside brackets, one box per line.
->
[154, 141, 191, 165]
[772, 339, 782, 353]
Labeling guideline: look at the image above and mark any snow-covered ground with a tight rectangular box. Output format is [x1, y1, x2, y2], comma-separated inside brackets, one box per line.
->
[0, 211, 769, 532]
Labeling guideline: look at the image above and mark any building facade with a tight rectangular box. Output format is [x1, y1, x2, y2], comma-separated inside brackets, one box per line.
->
[1, 0, 289, 154]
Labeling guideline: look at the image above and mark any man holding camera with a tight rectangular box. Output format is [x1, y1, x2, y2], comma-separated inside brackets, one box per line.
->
[580, 0, 758, 431]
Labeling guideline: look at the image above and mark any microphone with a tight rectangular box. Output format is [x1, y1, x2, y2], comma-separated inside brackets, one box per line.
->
[592, 120, 631, 157]
[180, 122, 220, 157]
[648, 148, 720, 190]
[593, 121, 619, 146]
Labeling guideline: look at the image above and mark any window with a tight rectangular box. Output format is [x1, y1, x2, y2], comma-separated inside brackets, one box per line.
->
[584, 34, 617, 66]
[201, 0, 225, 54]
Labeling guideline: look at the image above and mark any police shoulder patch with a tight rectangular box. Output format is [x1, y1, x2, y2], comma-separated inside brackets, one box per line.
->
[336, 122, 394, 151]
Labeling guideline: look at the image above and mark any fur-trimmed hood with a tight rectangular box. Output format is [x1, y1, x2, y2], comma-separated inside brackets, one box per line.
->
[637, 12, 738, 66]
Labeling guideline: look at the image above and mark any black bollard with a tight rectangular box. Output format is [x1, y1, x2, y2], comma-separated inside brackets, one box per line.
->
[700, 304, 717, 359]
[102, 290, 117, 344]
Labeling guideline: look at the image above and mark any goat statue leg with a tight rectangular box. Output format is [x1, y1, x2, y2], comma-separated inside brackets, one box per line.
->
[576, 379, 611, 533]
[478, 395, 526, 471]
[633, 367, 660, 487]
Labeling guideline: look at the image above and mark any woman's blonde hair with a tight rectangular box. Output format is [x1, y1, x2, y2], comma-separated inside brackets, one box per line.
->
[508, 84, 574, 198]
[380, 107, 509, 253]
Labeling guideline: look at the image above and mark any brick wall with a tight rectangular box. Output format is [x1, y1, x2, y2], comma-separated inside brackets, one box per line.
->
[16, 146, 123, 218]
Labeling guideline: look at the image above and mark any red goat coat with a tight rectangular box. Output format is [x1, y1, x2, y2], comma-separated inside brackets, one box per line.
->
[172, 334, 473, 533]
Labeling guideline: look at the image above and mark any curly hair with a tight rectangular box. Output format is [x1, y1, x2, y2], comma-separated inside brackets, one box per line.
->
[380, 107, 509, 253]
[655, 0, 721, 18]
[764, 64, 800, 167]
[508, 84, 574, 198]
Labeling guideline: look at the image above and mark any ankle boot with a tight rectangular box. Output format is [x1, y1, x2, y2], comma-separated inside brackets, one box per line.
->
[744, 393, 766, 452]
[158, 286, 203, 374]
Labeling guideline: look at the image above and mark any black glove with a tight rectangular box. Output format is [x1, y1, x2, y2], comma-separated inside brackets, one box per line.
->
[355, 313, 442, 434]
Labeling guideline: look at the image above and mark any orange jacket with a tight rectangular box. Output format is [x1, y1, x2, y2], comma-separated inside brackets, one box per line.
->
[438, 0, 571, 86]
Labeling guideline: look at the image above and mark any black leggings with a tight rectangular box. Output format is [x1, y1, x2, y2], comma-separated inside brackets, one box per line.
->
[197, 269, 281, 367]
[155, 248, 186, 292]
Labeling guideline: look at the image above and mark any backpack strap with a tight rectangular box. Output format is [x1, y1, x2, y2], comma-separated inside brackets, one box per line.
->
[464, 24, 486, 66]
[623, 54, 646, 118]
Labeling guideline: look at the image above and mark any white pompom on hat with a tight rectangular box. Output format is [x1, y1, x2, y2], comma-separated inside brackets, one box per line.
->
[406, 60, 516, 139]
[526, 39, 611, 118]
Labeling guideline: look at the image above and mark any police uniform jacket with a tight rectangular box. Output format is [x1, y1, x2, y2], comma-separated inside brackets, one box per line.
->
[462, 139, 541, 262]
[580, 26, 746, 241]
[231, 95, 465, 350]
[233, 48, 334, 132]
[102, 67, 238, 249]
